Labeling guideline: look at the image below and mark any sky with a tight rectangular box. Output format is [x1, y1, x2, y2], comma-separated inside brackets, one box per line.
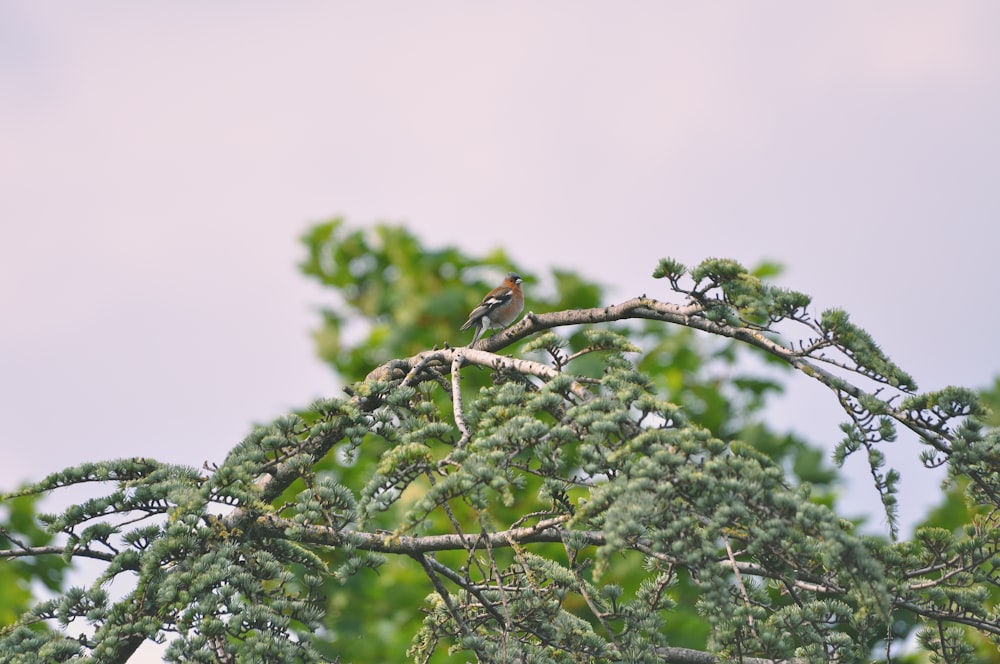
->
[2, 3, 999, 653]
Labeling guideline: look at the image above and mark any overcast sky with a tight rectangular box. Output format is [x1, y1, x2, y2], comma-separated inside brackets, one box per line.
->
[3, 0, 999, 602]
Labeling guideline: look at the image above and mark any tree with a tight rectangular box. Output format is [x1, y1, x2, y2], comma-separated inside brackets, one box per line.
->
[1, 220, 998, 663]
[0, 494, 67, 627]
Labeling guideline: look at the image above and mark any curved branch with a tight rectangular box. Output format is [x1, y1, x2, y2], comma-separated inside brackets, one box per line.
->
[365, 297, 959, 456]
[0, 545, 118, 564]
[366, 347, 593, 401]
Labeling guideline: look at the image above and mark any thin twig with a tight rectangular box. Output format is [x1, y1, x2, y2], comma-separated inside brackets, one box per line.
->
[450, 351, 471, 446]
[724, 535, 758, 634]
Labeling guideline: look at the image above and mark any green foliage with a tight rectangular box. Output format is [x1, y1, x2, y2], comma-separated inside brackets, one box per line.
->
[1, 220, 997, 663]
[297, 224, 854, 658]
[0, 493, 68, 626]
[301, 221, 522, 380]
[649, 256, 935, 539]
[818, 309, 916, 391]
[903, 377, 1000, 662]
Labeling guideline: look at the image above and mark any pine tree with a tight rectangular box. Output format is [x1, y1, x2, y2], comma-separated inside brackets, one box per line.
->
[2, 221, 997, 663]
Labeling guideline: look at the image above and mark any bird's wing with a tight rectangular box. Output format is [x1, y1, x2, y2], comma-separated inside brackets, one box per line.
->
[460, 287, 513, 329]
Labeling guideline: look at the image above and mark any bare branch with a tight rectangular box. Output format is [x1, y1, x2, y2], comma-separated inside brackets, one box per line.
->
[367, 347, 593, 401]
[412, 552, 481, 657]
[724, 534, 758, 635]
[450, 351, 471, 446]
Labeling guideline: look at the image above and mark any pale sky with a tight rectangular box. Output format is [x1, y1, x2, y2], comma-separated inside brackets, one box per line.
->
[3, 0, 999, 565]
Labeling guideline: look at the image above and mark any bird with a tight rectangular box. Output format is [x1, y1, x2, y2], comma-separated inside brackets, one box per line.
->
[461, 272, 524, 347]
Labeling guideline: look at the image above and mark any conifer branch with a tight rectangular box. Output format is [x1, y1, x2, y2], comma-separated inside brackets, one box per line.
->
[654, 646, 806, 664]
[254, 513, 576, 553]
[4, 253, 995, 662]
[364, 294, 989, 514]
[259, 512, 988, 628]
[0, 544, 117, 564]
[368, 296, 944, 446]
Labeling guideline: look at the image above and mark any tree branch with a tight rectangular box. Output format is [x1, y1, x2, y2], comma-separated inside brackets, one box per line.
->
[367, 347, 593, 401]
[365, 297, 961, 458]
[0, 545, 117, 564]
[450, 351, 471, 446]
[654, 646, 805, 664]
[255, 514, 577, 553]
[11, 291, 989, 661]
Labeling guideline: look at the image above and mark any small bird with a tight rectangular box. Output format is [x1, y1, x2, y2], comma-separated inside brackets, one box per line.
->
[461, 272, 524, 346]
